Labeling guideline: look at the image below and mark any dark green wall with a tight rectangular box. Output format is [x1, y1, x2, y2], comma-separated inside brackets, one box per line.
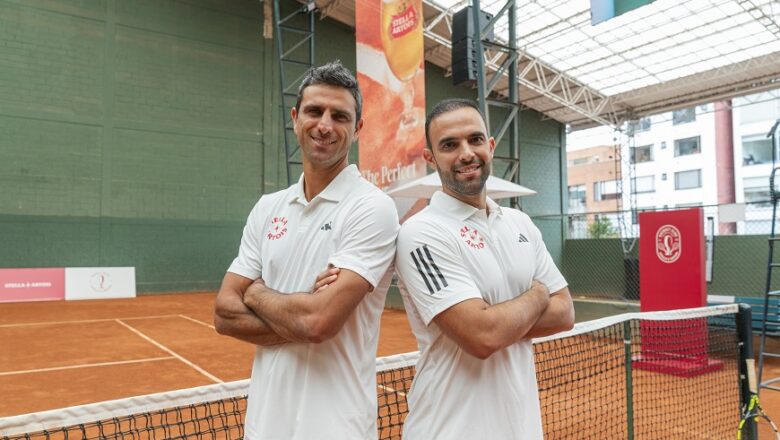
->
[0, 0, 566, 293]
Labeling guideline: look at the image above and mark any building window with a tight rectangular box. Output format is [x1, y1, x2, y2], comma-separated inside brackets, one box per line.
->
[631, 175, 655, 194]
[676, 202, 701, 208]
[568, 157, 589, 167]
[568, 184, 586, 212]
[661, 173, 667, 181]
[744, 177, 771, 206]
[627, 117, 651, 134]
[660, 141, 666, 150]
[594, 180, 620, 201]
[674, 136, 701, 157]
[630, 144, 653, 164]
[742, 135, 773, 166]
[672, 108, 696, 125]
[738, 93, 780, 124]
[674, 169, 702, 190]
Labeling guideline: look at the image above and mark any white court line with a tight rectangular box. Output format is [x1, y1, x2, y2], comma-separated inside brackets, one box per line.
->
[0, 315, 181, 328]
[0, 356, 174, 376]
[378, 384, 406, 397]
[178, 314, 215, 329]
[114, 319, 223, 383]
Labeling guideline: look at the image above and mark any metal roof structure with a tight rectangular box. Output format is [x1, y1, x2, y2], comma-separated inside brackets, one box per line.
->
[311, 0, 780, 130]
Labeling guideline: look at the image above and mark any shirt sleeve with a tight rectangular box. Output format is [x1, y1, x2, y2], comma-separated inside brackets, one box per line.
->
[529, 220, 568, 294]
[395, 219, 483, 325]
[227, 199, 265, 280]
[328, 193, 400, 289]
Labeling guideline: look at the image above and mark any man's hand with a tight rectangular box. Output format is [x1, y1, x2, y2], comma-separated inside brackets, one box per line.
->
[213, 272, 289, 346]
[527, 280, 550, 304]
[312, 266, 340, 294]
[524, 286, 575, 339]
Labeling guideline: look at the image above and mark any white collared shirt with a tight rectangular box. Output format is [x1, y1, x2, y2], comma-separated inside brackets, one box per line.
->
[395, 191, 567, 440]
[228, 165, 399, 440]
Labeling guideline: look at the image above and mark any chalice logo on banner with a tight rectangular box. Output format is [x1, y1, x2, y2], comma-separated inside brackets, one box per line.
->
[655, 225, 681, 264]
[90, 272, 112, 292]
[381, 0, 424, 139]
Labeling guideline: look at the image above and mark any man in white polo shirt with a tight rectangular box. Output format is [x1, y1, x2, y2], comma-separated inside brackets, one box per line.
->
[213, 61, 399, 439]
[395, 98, 575, 439]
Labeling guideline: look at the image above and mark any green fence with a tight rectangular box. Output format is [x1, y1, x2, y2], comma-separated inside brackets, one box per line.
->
[554, 202, 776, 302]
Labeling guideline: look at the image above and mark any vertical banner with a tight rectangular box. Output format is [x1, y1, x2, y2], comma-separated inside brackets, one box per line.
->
[355, 0, 427, 192]
[635, 208, 721, 377]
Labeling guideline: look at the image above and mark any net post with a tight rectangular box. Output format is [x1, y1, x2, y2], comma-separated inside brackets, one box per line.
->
[623, 320, 634, 440]
[736, 303, 758, 439]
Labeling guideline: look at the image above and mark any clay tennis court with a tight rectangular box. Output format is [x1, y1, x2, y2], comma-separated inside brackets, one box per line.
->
[3, 294, 780, 438]
[0, 293, 417, 417]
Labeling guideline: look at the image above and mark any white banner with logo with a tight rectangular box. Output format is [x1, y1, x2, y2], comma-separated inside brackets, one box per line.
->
[65, 267, 136, 300]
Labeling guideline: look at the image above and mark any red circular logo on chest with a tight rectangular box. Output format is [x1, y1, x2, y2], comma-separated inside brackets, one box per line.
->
[267, 217, 288, 240]
[460, 226, 485, 249]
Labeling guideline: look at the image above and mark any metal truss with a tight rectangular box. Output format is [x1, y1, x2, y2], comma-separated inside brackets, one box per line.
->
[462, 0, 522, 208]
[274, 0, 317, 185]
[616, 51, 780, 119]
[736, 0, 780, 38]
[614, 127, 637, 254]
[421, 0, 621, 129]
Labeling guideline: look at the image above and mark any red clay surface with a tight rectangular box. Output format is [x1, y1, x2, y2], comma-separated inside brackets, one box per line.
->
[2, 293, 780, 438]
[0, 293, 417, 417]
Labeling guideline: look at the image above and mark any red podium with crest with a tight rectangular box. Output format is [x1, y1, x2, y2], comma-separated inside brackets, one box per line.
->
[636, 208, 722, 377]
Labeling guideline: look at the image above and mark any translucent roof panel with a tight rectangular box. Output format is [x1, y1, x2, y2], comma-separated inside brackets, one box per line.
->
[427, 0, 780, 97]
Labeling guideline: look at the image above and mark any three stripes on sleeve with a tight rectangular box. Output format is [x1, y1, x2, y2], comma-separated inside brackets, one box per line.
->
[410, 245, 448, 295]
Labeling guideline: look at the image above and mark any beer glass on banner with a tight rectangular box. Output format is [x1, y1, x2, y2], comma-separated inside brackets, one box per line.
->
[380, 0, 424, 141]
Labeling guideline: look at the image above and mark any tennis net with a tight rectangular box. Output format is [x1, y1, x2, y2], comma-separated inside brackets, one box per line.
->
[0, 304, 751, 439]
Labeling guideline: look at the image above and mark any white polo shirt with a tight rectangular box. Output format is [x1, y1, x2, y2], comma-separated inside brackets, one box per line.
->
[228, 165, 399, 440]
[395, 191, 567, 440]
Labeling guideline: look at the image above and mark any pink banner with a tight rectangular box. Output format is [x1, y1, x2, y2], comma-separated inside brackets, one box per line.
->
[355, 0, 427, 189]
[0, 268, 65, 303]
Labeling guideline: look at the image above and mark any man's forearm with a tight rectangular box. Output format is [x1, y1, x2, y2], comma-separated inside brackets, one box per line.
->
[524, 289, 575, 339]
[213, 282, 290, 346]
[214, 305, 290, 346]
[242, 282, 317, 343]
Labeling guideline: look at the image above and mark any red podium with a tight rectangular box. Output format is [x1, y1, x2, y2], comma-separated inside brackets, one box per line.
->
[635, 208, 722, 377]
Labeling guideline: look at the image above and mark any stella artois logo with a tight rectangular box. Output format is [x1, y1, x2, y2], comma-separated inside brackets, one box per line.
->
[90, 272, 111, 292]
[267, 217, 288, 241]
[655, 225, 681, 263]
[389, 4, 418, 39]
[460, 226, 485, 250]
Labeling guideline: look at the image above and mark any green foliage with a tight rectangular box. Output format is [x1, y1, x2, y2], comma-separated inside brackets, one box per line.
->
[588, 216, 619, 239]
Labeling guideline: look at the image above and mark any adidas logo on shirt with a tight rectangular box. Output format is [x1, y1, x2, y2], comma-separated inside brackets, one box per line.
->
[320, 221, 332, 231]
[410, 244, 448, 295]
[518, 233, 529, 243]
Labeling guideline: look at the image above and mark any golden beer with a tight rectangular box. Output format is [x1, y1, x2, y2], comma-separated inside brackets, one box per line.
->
[380, 0, 423, 81]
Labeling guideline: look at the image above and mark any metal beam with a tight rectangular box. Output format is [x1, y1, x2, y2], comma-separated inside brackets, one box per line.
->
[274, 0, 317, 185]
[468, 0, 522, 207]
[421, 0, 622, 129]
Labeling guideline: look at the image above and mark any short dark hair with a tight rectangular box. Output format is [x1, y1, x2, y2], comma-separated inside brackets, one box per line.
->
[425, 98, 488, 149]
[294, 60, 362, 124]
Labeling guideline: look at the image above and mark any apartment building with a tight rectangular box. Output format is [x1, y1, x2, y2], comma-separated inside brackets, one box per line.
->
[566, 89, 780, 237]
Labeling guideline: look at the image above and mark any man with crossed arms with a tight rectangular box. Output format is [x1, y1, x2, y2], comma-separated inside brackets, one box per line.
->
[395, 98, 575, 439]
[213, 61, 398, 439]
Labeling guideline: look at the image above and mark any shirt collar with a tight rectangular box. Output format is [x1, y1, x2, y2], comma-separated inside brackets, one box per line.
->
[290, 164, 361, 204]
[429, 191, 503, 221]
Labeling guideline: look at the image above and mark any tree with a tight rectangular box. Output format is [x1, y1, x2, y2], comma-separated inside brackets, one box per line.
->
[588, 216, 619, 239]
